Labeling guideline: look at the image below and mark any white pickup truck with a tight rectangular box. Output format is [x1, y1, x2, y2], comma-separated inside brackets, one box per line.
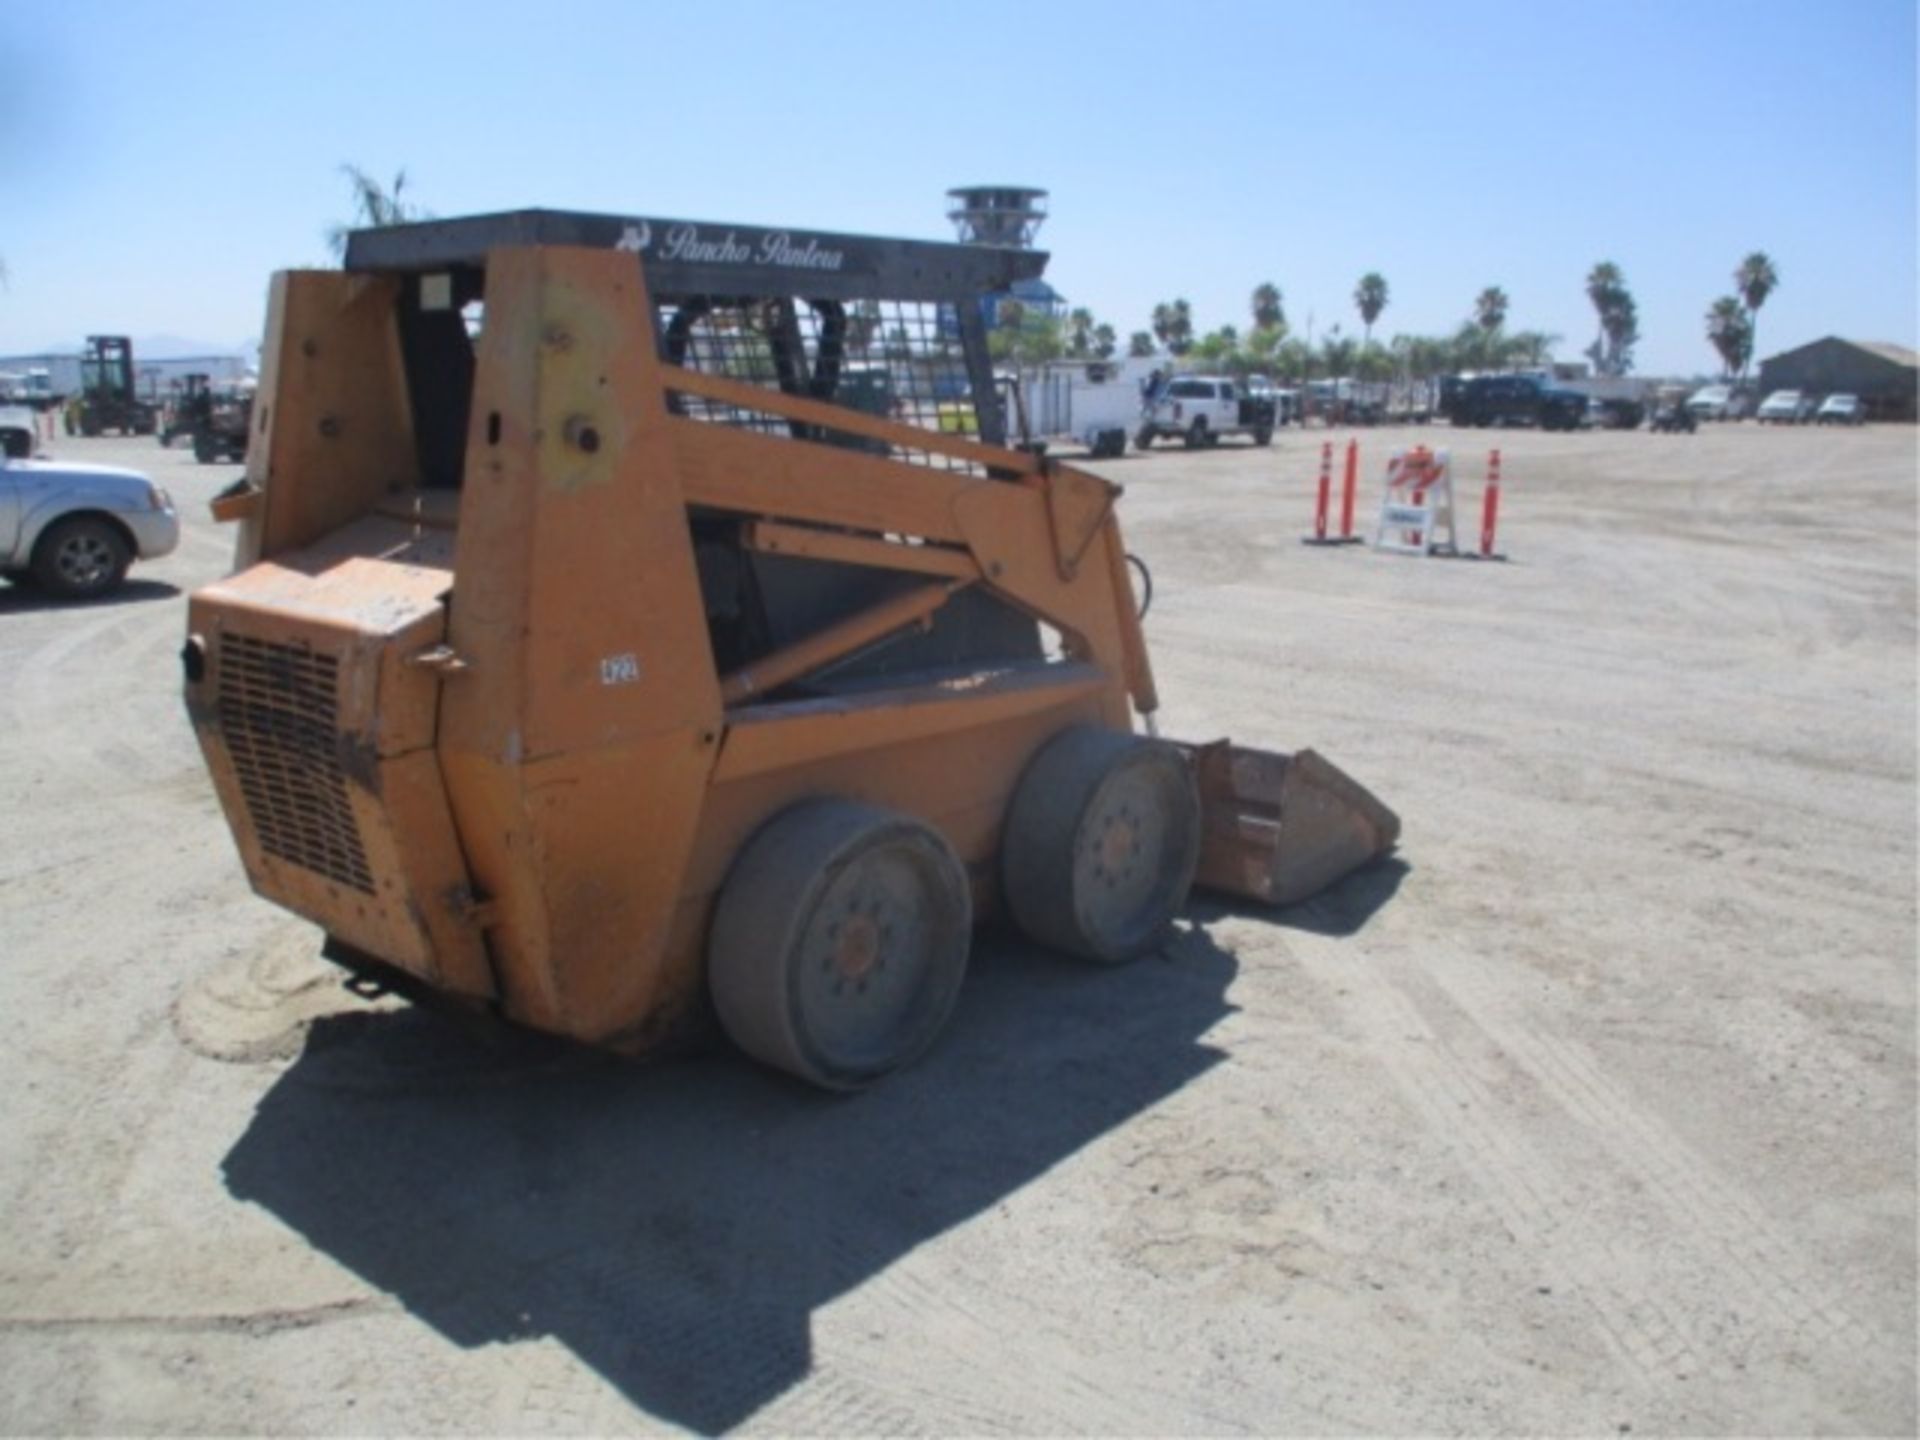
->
[1136, 375, 1277, 450]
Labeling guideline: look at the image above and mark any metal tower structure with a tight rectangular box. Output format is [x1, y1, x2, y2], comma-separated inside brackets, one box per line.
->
[947, 187, 1049, 248]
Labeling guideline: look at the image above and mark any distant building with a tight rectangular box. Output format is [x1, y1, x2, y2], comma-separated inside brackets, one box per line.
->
[1757, 338, 1917, 420]
[993, 275, 1065, 326]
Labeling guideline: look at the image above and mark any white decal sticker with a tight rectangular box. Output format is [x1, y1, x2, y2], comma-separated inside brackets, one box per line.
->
[599, 653, 642, 686]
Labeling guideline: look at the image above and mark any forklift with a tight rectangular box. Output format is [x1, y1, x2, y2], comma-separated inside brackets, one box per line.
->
[159, 373, 213, 447]
[68, 336, 157, 437]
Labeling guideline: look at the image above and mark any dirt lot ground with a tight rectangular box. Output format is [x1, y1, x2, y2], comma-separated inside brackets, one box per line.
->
[2, 422, 1913, 1435]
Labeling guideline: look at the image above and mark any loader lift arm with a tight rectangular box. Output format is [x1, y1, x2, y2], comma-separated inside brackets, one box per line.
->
[657, 362, 1158, 720]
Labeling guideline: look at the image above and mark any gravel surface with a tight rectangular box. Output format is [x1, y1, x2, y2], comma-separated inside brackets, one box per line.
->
[1, 423, 1912, 1435]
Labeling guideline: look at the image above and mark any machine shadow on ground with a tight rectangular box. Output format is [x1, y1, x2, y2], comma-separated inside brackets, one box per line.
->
[0, 578, 180, 614]
[223, 921, 1242, 1433]
[1191, 855, 1409, 939]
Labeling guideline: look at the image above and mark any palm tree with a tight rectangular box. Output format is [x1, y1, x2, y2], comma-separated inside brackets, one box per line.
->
[1735, 252, 1779, 384]
[1602, 292, 1640, 376]
[1151, 300, 1194, 356]
[1474, 286, 1508, 334]
[1251, 282, 1285, 333]
[1706, 297, 1752, 380]
[1092, 324, 1117, 361]
[1168, 300, 1195, 356]
[1585, 262, 1623, 363]
[1128, 331, 1156, 358]
[1354, 273, 1389, 345]
[1582, 262, 1641, 377]
[1065, 308, 1095, 357]
[327, 165, 427, 258]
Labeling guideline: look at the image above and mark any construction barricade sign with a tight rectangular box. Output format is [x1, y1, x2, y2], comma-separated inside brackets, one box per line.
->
[1372, 446, 1457, 556]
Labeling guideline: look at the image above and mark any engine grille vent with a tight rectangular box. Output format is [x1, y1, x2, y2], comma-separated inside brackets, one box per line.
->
[218, 633, 374, 894]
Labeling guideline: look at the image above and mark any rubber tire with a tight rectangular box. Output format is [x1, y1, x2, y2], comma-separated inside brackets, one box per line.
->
[193, 432, 215, 464]
[1184, 419, 1209, 450]
[31, 516, 131, 600]
[1002, 727, 1201, 964]
[709, 799, 971, 1091]
[1135, 428, 1154, 450]
[1253, 428, 1273, 447]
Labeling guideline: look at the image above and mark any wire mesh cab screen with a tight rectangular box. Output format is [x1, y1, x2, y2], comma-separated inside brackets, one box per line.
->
[659, 295, 986, 474]
[346, 208, 1048, 483]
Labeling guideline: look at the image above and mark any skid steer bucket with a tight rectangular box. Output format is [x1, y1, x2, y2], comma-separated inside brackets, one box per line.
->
[1184, 742, 1401, 907]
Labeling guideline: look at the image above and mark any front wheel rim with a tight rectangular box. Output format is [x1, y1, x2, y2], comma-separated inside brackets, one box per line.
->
[1072, 759, 1194, 954]
[57, 535, 114, 588]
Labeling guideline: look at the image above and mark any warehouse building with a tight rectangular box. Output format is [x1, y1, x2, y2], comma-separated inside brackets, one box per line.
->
[1757, 337, 1917, 420]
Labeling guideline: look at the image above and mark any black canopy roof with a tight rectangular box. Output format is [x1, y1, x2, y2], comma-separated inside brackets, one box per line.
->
[343, 208, 1049, 303]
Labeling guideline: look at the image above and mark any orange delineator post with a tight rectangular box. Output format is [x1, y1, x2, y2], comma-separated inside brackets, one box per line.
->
[1339, 439, 1359, 540]
[1304, 439, 1363, 548]
[1314, 441, 1332, 540]
[1479, 448, 1503, 558]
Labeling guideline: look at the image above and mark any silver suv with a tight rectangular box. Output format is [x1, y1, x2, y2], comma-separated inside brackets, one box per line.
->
[1, 416, 180, 598]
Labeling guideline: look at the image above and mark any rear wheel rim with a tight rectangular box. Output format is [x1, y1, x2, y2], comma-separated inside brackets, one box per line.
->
[792, 843, 957, 1079]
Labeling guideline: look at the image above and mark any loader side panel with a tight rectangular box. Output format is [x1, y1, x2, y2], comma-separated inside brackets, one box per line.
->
[237, 271, 421, 567]
[437, 246, 724, 1044]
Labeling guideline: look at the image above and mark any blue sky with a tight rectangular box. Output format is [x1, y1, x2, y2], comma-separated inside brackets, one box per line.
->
[3, 0, 1913, 375]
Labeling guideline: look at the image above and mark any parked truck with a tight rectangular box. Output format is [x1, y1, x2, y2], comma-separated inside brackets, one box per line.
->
[1444, 373, 1586, 430]
[1136, 375, 1277, 449]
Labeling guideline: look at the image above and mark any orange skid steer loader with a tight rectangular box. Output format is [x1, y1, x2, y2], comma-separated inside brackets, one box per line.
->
[183, 211, 1397, 1089]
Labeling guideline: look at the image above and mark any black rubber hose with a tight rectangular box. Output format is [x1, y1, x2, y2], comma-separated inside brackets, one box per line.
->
[1127, 552, 1153, 619]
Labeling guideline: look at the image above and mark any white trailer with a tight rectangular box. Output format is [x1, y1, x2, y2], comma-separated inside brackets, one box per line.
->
[1002, 357, 1158, 458]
